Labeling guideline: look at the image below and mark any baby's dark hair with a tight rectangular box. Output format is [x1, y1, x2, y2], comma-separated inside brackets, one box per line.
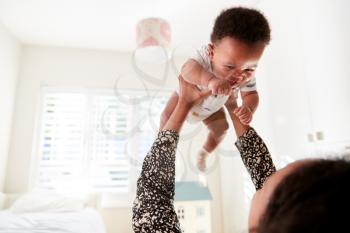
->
[257, 158, 350, 233]
[211, 7, 271, 45]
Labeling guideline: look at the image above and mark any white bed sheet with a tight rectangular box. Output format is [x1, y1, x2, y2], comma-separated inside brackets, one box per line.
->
[0, 208, 106, 233]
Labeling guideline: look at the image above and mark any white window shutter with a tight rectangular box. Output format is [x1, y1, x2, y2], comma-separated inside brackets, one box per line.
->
[36, 93, 86, 191]
[89, 95, 130, 193]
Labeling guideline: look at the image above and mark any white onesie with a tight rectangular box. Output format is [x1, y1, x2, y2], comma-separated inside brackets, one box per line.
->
[179, 45, 257, 123]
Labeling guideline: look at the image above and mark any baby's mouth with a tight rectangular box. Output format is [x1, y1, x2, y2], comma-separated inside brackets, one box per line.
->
[228, 80, 239, 88]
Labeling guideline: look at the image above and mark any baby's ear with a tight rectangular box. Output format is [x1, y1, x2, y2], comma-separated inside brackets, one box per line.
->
[208, 43, 214, 59]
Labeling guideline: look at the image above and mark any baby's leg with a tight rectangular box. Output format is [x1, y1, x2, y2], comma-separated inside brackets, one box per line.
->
[197, 108, 229, 171]
[159, 91, 179, 130]
[202, 108, 229, 152]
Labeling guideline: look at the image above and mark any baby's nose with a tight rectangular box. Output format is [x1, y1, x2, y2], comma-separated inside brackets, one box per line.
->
[233, 72, 245, 81]
[230, 70, 241, 79]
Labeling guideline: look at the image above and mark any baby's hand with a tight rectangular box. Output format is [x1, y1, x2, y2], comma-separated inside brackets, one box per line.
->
[233, 105, 253, 125]
[208, 78, 232, 96]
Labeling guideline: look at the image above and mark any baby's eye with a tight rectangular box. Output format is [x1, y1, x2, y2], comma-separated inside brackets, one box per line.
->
[224, 65, 234, 70]
[244, 69, 255, 73]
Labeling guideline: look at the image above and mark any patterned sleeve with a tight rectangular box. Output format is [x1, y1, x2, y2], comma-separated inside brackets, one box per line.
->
[235, 127, 276, 190]
[132, 130, 182, 233]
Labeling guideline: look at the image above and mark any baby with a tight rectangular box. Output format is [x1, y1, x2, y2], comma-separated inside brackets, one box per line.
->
[160, 7, 271, 171]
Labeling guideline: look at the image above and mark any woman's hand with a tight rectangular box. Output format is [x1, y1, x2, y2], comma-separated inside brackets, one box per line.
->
[208, 77, 233, 96]
[178, 75, 212, 107]
[162, 76, 211, 132]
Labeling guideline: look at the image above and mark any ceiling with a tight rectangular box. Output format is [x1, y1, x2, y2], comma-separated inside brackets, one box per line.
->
[0, 0, 260, 52]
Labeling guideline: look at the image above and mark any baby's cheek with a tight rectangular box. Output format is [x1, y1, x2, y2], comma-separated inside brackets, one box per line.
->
[247, 72, 256, 80]
[221, 72, 233, 80]
[243, 72, 251, 79]
[213, 67, 229, 78]
[242, 74, 254, 85]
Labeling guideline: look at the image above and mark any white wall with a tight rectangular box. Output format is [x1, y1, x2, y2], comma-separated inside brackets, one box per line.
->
[219, 1, 350, 232]
[296, 0, 350, 145]
[0, 23, 20, 192]
[5, 45, 224, 233]
[257, 0, 350, 158]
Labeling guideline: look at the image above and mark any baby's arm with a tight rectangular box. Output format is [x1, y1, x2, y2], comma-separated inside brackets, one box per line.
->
[232, 90, 259, 125]
[241, 90, 259, 114]
[225, 90, 259, 125]
[181, 59, 214, 86]
[181, 59, 232, 95]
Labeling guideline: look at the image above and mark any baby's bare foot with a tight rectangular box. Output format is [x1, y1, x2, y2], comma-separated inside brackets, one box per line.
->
[196, 148, 209, 172]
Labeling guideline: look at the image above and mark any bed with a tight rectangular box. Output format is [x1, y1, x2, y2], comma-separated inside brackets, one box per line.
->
[0, 191, 106, 233]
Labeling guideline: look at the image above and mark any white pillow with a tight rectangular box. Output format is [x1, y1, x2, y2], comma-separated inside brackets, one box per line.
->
[9, 190, 85, 213]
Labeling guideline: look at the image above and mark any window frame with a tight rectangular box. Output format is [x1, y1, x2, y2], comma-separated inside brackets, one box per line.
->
[30, 86, 171, 207]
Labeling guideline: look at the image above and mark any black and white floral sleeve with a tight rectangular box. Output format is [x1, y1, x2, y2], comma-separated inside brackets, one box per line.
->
[132, 130, 182, 233]
[235, 127, 276, 190]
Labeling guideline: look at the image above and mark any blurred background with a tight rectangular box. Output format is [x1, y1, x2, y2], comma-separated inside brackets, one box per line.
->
[0, 0, 349, 232]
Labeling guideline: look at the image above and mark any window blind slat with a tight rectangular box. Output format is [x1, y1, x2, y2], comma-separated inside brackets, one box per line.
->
[37, 93, 86, 190]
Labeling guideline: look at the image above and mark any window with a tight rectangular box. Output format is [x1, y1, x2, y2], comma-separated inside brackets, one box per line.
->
[196, 206, 205, 217]
[177, 206, 185, 220]
[33, 87, 170, 196]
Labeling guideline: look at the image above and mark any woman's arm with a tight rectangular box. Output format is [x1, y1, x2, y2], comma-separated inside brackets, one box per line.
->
[132, 129, 182, 233]
[182, 59, 232, 95]
[235, 127, 276, 190]
[225, 96, 276, 190]
[132, 77, 211, 232]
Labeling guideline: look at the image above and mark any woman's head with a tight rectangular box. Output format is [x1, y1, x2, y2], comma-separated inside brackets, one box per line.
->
[250, 158, 350, 233]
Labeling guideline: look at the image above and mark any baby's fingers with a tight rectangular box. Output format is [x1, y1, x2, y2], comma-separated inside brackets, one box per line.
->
[240, 115, 252, 124]
[240, 115, 251, 122]
[234, 107, 245, 115]
[224, 88, 232, 96]
[201, 90, 212, 98]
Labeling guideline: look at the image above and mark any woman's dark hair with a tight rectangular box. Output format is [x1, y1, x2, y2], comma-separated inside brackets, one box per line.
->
[257, 159, 350, 233]
[211, 7, 271, 45]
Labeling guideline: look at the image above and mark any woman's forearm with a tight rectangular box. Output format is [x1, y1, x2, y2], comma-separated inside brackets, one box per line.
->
[162, 100, 192, 132]
[132, 130, 181, 233]
[133, 76, 208, 232]
[227, 106, 276, 190]
[132, 96, 194, 232]
[235, 127, 276, 190]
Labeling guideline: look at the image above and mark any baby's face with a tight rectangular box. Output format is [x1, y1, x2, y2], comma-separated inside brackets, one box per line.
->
[208, 37, 266, 87]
